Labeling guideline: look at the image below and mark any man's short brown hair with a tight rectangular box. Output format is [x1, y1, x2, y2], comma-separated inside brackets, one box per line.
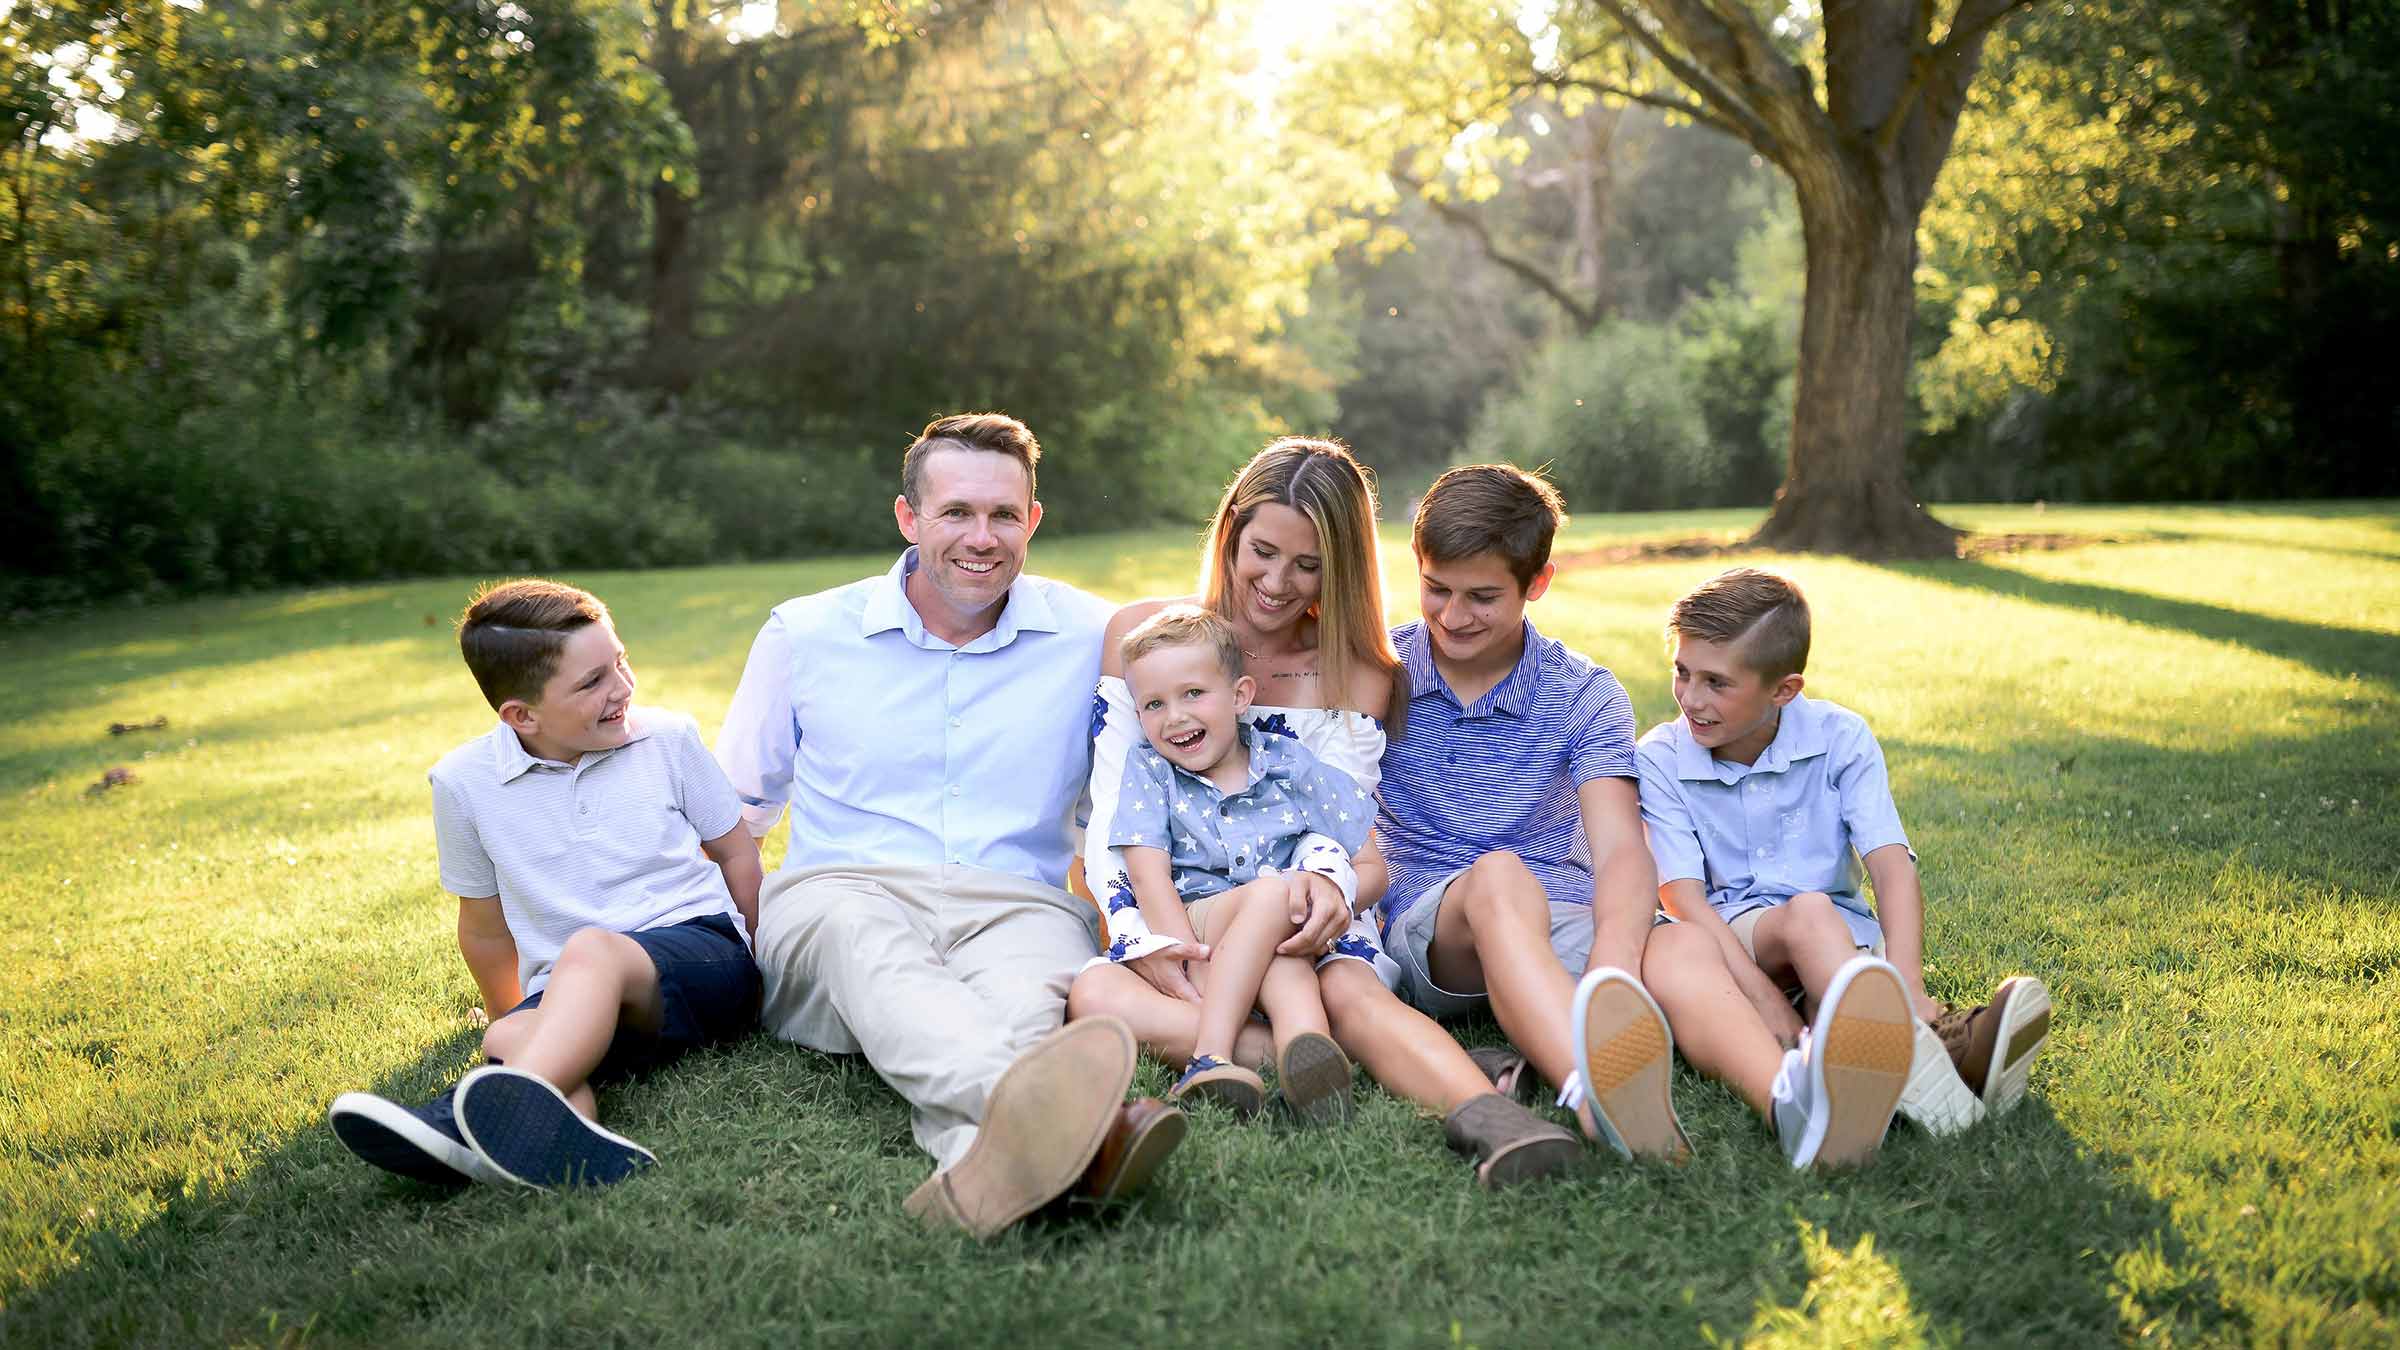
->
[1412, 464, 1569, 588]
[901, 412, 1041, 508]
[1668, 567, 1811, 678]
[1119, 604, 1244, 682]
[456, 578, 612, 710]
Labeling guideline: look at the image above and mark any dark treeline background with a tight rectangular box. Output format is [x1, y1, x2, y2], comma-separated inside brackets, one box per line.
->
[5, 0, 2394, 608]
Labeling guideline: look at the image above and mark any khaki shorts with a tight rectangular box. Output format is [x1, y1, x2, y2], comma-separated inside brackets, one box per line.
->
[1726, 903, 1885, 1004]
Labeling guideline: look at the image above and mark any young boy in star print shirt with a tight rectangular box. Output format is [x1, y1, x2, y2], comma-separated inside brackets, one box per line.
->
[1105, 605, 1372, 1124]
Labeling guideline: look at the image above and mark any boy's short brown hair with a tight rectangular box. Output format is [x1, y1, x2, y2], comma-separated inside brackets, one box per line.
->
[456, 578, 613, 710]
[1412, 464, 1569, 588]
[1119, 604, 1244, 681]
[1668, 567, 1811, 678]
[901, 412, 1041, 507]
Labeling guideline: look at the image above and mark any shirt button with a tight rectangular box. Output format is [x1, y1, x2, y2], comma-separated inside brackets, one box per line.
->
[950, 716, 962, 728]
[949, 785, 962, 797]
[578, 804, 590, 815]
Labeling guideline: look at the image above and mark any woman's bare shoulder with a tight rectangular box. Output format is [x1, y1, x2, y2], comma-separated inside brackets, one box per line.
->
[1100, 595, 1200, 675]
[1344, 659, 1396, 720]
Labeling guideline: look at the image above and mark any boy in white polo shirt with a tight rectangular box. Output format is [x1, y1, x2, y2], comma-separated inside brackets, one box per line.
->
[329, 579, 762, 1190]
[1636, 567, 2053, 1166]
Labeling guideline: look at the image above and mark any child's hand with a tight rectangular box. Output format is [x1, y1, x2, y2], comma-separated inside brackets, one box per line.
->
[1128, 945, 1209, 1004]
[1276, 872, 1351, 957]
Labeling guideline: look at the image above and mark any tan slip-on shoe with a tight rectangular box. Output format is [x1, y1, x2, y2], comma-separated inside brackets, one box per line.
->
[903, 1017, 1138, 1239]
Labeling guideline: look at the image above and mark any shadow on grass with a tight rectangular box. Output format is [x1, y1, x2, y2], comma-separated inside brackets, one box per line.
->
[1882, 560, 2400, 688]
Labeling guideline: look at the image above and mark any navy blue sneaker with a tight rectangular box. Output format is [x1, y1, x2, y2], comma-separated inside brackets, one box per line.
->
[454, 1066, 655, 1190]
[329, 1087, 510, 1186]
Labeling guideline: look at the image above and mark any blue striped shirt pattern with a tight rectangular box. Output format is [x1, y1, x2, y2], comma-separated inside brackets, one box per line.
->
[1375, 619, 1640, 931]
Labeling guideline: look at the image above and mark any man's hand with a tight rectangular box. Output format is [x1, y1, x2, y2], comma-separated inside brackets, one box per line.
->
[1276, 872, 1351, 957]
[1126, 944, 1209, 1003]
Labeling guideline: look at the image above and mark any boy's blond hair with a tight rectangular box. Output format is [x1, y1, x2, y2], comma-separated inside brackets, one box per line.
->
[1120, 604, 1245, 681]
[457, 578, 613, 710]
[1668, 567, 1811, 678]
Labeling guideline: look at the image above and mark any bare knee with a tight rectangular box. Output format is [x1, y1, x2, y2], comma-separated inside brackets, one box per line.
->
[1456, 851, 1544, 924]
[1068, 963, 1140, 1021]
[1318, 961, 1396, 1043]
[1640, 923, 1722, 997]
[482, 1012, 533, 1064]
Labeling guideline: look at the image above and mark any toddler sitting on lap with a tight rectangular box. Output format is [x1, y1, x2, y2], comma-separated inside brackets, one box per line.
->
[1107, 605, 1370, 1123]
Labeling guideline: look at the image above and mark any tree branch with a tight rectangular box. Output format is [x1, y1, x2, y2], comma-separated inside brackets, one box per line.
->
[1875, 0, 2036, 161]
[1393, 167, 1603, 330]
[1576, 0, 1793, 159]
[1539, 73, 1765, 155]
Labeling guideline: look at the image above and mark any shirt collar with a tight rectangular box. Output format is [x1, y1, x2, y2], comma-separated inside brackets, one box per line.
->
[485, 711, 654, 783]
[1673, 692, 1831, 782]
[1165, 723, 1281, 796]
[1405, 619, 1543, 719]
[863, 547, 1061, 650]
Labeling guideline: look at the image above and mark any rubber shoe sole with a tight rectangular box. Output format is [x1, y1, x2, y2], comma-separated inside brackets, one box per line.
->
[1570, 966, 1691, 1164]
[329, 1092, 506, 1186]
[454, 1067, 655, 1190]
[1277, 1032, 1354, 1127]
[1809, 958, 1916, 1169]
[1979, 976, 2053, 1115]
[1895, 1018, 1987, 1137]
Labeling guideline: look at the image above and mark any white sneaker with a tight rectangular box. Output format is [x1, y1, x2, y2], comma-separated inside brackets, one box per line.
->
[1769, 955, 1915, 1169]
[1895, 1017, 1987, 1136]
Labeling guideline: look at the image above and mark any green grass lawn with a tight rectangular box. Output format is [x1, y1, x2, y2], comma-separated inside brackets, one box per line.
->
[3, 502, 2395, 1347]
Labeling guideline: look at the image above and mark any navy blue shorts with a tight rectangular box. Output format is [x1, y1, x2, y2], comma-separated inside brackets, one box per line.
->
[502, 912, 761, 1086]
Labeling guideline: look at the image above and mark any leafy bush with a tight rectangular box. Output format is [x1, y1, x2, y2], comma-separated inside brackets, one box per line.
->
[1462, 321, 1731, 513]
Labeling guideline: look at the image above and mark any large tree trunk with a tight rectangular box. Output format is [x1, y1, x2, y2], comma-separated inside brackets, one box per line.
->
[1749, 170, 1960, 557]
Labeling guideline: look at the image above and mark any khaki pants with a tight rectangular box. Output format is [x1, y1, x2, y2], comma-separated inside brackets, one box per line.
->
[753, 862, 1098, 1167]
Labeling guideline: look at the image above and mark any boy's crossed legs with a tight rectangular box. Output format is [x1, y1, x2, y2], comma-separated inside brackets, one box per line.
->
[332, 913, 758, 1190]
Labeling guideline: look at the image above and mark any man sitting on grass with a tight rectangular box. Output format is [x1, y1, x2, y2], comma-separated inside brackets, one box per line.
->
[1634, 567, 2054, 1168]
[328, 578, 762, 1190]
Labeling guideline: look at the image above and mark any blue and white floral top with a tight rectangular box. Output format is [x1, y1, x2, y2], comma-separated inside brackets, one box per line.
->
[1082, 675, 1396, 978]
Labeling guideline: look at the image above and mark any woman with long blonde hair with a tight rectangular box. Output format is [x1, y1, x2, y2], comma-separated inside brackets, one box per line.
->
[1070, 438, 1581, 1185]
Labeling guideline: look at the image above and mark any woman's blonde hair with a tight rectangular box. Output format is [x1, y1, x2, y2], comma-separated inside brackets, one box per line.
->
[1201, 438, 1402, 732]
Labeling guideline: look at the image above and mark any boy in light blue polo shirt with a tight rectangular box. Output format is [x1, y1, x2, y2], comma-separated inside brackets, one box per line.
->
[1636, 567, 2053, 1153]
[328, 579, 762, 1192]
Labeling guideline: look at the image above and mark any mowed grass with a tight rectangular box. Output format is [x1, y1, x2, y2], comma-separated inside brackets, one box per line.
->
[2, 502, 2395, 1347]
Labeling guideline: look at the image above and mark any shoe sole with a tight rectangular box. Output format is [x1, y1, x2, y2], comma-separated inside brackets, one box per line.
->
[1572, 967, 1691, 1164]
[1895, 1018, 1986, 1137]
[1087, 1108, 1188, 1203]
[455, 1068, 656, 1190]
[1980, 976, 2053, 1115]
[328, 1094, 484, 1186]
[1477, 1129, 1584, 1188]
[1810, 959, 1915, 1169]
[1277, 1032, 1353, 1127]
[909, 1018, 1136, 1238]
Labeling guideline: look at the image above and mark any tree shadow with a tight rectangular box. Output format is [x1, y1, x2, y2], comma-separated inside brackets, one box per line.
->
[1882, 559, 2399, 687]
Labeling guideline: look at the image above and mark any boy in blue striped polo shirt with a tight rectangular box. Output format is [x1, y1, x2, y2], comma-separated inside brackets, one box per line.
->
[327, 579, 763, 1191]
[1372, 464, 1696, 1166]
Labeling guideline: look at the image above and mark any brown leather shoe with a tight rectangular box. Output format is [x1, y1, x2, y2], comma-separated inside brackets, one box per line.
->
[902, 1017, 1137, 1239]
[1079, 1097, 1187, 1202]
[1938, 976, 2053, 1114]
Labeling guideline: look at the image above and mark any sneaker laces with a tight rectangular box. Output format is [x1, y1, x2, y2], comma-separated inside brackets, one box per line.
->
[1554, 1070, 1586, 1112]
[1769, 1029, 1812, 1106]
[1931, 1004, 1980, 1062]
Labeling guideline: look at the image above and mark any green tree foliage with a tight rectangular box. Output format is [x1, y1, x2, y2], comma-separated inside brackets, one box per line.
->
[1918, 0, 2400, 500]
[2, 0, 1356, 606]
